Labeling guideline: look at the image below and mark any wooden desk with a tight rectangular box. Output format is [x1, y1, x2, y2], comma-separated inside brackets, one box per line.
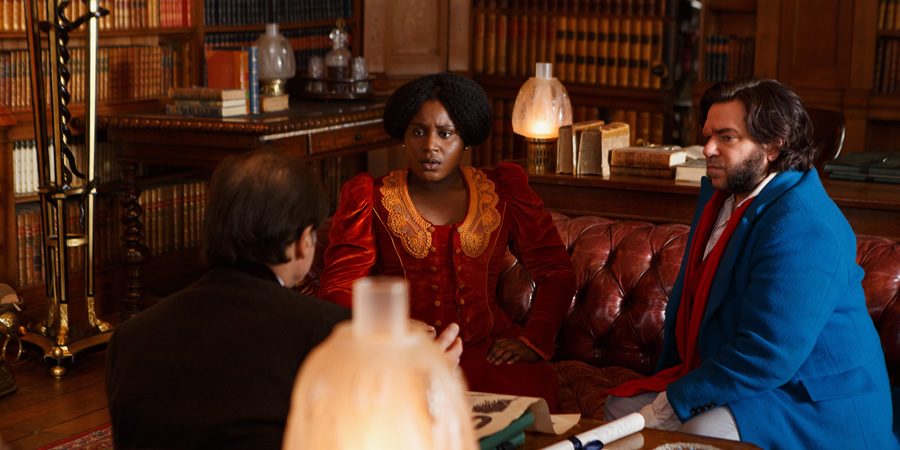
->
[522, 418, 762, 449]
[528, 173, 900, 241]
[95, 98, 392, 167]
[92, 99, 395, 317]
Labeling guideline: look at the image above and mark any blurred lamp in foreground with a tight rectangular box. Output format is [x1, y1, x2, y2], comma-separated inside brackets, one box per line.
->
[512, 62, 573, 174]
[282, 276, 476, 450]
[255, 23, 296, 96]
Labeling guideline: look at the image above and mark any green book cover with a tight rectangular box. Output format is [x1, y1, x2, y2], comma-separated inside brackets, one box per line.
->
[824, 152, 895, 175]
[479, 411, 534, 450]
[868, 154, 900, 177]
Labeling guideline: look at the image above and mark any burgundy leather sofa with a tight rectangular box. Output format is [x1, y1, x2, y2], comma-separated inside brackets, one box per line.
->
[303, 212, 900, 420]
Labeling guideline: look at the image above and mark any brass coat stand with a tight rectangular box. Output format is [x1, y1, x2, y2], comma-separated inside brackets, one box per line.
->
[22, 0, 111, 377]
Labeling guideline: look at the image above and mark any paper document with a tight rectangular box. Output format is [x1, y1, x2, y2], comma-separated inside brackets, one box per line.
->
[468, 391, 581, 438]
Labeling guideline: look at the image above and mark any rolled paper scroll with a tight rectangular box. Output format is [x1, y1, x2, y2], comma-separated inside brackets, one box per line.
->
[541, 412, 645, 450]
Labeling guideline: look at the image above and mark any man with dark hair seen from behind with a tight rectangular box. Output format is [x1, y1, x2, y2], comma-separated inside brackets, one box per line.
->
[603, 78, 896, 449]
[105, 148, 461, 448]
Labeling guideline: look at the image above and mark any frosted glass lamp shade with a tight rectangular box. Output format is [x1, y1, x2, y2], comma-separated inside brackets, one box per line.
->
[282, 277, 476, 450]
[255, 23, 296, 96]
[511, 63, 573, 139]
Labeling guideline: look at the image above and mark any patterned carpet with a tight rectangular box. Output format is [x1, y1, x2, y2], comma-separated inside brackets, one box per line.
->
[37, 424, 112, 450]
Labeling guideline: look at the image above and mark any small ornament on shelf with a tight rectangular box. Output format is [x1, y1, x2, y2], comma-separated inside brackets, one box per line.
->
[302, 19, 372, 100]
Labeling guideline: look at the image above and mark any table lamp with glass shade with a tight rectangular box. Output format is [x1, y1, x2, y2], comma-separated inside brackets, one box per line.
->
[511, 62, 573, 174]
[282, 276, 476, 450]
[255, 23, 296, 96]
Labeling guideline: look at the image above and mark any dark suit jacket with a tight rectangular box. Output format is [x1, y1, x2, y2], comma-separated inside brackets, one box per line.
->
[106, 266, 351, 449]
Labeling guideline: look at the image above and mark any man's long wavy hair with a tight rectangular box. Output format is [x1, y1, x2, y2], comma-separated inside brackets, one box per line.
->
[700, 78, 816, 173]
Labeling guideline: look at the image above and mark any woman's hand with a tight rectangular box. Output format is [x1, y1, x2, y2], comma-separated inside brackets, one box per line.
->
[487, 338, 539, 365]
[436, 323, 463, 368]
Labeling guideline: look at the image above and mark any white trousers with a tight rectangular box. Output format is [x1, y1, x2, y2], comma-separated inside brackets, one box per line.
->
[604, 392, 741, 441]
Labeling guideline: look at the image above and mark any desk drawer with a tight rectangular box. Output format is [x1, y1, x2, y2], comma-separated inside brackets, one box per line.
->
[309, 122, 391, 156]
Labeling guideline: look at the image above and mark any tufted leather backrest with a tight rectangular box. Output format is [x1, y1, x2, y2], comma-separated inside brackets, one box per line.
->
[303, 212, 900, 384]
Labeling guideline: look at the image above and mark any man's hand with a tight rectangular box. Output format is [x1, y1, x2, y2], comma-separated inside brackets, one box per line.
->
[639, 391, 682, 431]
[486, 338, 539, 365]
[435, 323, 463, 368]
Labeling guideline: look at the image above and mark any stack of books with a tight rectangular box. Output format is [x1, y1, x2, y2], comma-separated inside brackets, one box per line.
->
[166, 87, 249, 118]
[608, 145, 687, 179]
[674, 158, 707, 183]
[558, 121, 631, 176]
[824, 151, 900, 183]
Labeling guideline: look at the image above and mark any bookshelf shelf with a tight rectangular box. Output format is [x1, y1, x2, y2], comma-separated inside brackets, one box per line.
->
[203, 18, 357, 34]
[468, 0, 678, 167]
[704, 0, 757, 13]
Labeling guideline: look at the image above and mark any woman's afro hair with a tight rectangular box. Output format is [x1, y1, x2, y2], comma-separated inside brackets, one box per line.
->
[382, 72, 493, 146]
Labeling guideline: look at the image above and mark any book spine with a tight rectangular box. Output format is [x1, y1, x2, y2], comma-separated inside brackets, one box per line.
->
[554, 15, 567, 80]
[485, 13, 497, 75]
[496, 14, 508, 75]
[575, 16, 588, 83]
[566, 15, 576, 82]
[517, 13, 528, 76]
[507, 14, 518, 76]
[473, 12, 485, 74]
[610, 165, 676, 179]
[246, 45, 259, 114]
[607, 17, 619, 87]
[617, 18, 630, 86]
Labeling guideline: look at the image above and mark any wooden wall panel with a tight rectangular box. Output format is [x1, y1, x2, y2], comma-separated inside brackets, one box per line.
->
[364, 0, 449, 76]
[777, 0, 853, 89]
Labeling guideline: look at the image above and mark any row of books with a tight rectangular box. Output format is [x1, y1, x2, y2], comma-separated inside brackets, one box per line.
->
[873, 37, 900, 95]
[824, 151, 900, 184]
[12, 139, 123, 196]
[474, 0, 668, 17]
[472, 13, 665, 88]
[878, 0, 900, 31]
[137, 180, 209, 256]
[1, 43, 190, 111]
[470, 98, 664, 169]
[204, 27, 349, 74]
[16, 201, 111, 287]
[703, 35, 755, 84]
[203, 0, 353, 27]
[12, 179, 207, 288]
[0, 0, 192, 31]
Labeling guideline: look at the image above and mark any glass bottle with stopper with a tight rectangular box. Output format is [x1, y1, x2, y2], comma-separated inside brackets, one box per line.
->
[325, 18, 351, 94]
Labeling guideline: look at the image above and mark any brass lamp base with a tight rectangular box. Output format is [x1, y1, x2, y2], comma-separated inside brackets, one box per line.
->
[260, 78, 287, 97]
[525, 137, 558, 174]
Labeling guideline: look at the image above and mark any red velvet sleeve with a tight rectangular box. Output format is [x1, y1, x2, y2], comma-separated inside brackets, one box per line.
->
[317, 173, 377, 308]
[495, 163, 576, 360]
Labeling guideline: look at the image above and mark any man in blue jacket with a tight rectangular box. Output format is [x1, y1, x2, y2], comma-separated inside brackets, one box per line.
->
[604, 78, 897, 449]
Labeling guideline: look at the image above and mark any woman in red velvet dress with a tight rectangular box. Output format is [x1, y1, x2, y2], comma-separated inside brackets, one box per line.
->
[318, 73, 576, 410]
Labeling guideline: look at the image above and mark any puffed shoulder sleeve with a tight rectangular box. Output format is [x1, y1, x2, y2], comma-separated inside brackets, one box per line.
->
[318, 173, 377, 308]
[495, 162, 576, 359]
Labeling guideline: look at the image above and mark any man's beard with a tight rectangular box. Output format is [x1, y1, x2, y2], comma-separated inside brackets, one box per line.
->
[725, 146, 769, 196]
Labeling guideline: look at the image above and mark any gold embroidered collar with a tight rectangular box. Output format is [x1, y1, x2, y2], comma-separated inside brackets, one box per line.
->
[380, 166, 501, 259]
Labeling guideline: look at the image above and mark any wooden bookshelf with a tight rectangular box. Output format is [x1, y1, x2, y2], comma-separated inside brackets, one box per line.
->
[0, 0, 364, 331]
[468, 0, 679, 168]
[696, 0, 900, 157]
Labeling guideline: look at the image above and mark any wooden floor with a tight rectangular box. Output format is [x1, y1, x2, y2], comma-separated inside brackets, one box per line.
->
[0, 345, 109, 449]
